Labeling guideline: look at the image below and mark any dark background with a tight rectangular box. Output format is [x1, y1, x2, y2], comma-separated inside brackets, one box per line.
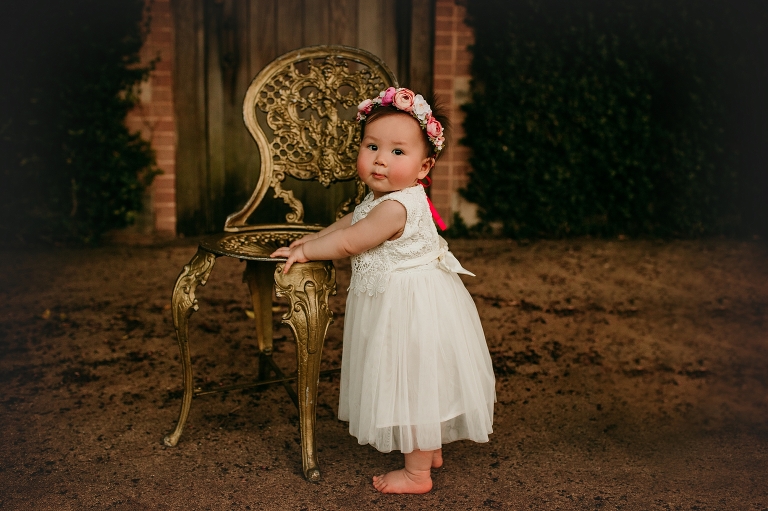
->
[1, 0, 766, 243]
[462, 0, 767, 238]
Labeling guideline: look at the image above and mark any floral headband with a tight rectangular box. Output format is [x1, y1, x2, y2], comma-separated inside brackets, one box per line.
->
[356, 87, 445, 154]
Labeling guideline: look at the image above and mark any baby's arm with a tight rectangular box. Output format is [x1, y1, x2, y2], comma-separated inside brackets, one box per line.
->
[270, 200, 406, 273]
[288, 213, 354, 248]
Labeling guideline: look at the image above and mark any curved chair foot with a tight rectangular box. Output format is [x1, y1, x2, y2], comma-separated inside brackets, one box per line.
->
[164, 247, 217, 447]
[306, 468, 321, 483]
[274, 261, 336, 481]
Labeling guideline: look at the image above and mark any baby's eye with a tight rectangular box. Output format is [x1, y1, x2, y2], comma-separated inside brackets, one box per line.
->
[392, 148, 404, 155]
[367, 144, 378, 151]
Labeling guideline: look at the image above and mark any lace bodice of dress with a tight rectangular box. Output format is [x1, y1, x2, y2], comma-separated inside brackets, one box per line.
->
[349, 185, 440, 296]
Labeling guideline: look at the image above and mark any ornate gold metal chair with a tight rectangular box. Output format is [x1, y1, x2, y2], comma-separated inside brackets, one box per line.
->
[164, 46, 396, 481]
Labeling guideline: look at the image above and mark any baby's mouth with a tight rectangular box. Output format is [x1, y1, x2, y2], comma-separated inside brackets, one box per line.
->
[371, 172, 386, 179]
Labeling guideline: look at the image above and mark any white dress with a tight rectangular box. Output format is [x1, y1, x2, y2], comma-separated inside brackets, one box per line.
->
[338, 185, 496, 453]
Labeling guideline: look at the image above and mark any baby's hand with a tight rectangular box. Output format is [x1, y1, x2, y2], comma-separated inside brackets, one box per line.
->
[289, 233, 317, 248]
[270, 246, 292, 259]
[269, 245, 309, 273]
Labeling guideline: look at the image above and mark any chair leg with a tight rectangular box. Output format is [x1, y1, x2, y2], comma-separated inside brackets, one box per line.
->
[274, 261, 336, 482]
[164, 247, 217, 447]
[243, 261, 275, 379]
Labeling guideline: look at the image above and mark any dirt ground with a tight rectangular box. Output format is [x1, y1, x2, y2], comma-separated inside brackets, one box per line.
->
[0, 238, 766, 510]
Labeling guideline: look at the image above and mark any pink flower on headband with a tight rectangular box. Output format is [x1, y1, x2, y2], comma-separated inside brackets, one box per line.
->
[380, 87, 397, 106]
[393, 89, 415, 111]
[426, 116, 444, 142]
[358, 98, 374, 115]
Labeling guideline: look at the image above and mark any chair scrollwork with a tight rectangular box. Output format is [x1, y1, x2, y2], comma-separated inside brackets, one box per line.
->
[225, 46, 397, 230]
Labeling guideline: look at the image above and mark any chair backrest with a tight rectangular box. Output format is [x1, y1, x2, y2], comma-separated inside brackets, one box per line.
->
[224, 46, 398, 232]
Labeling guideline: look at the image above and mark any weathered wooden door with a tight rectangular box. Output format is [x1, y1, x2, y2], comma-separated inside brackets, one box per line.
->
[172, 0, 435, 235]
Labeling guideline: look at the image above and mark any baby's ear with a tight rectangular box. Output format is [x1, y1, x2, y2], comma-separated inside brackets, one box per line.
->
[419, 156, 435, 178]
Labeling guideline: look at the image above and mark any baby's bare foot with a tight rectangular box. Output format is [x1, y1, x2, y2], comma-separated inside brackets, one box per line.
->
[372, 469, 433, 494]
[431, 449, 443, 469]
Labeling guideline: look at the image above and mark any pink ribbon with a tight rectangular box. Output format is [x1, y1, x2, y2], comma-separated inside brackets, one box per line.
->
[419, 177, 447, 231]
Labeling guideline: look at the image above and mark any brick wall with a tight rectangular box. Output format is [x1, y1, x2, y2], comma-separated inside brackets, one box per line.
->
[126, 0, 176, 234]
[432, 0, 477, 227]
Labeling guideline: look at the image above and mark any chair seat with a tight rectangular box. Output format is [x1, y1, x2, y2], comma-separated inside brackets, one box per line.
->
[200, 224, 324, 261]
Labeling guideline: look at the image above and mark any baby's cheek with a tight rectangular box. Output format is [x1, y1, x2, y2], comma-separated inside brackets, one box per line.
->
[356, 154, 367, 175]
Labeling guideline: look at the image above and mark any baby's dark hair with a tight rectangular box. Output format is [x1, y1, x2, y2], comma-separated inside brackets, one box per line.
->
[359, 93, 449, 159]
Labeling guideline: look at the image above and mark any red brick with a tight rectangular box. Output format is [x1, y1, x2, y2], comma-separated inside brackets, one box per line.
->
[125, 118, 143, 131]
[154, 206, 176, 219]
[154, 189, 175, 203]
[151, 2, 171, 15]
[432, 179, 451, 193]
[151, 88, 173, 103]
[155, 173, 175, 182]
[154, 178, 173, 190]
[156, 209, 176, 218]
[454, 61, 471, 75]
[456, 51, 473, 64]
[155, 212, 176, 222]
[149, 84, 172, 96]
[430, 189, 450, 200]
[433, 48, 454, 63]
[457, 34, 474, 48]
[434, 63, 454, 76]
[435, 19, 454, 32]
[155, 170, 175, 180]
[152, 73, 172, 87]
[452, 146, 471, 158]
[155, 219, 176, 231]
[150, 119, 174, 132]
[152, 139, 175, 149]
[432, 167, 450, 180]
[453, 161, 472, 174]
[152, 15, 171, 27]
[433, 78, 452, 90]
[434, 34, 453, 47]
[153, 132, 176, 143]
[151, 133, 175, 146]
[148, 105, 174, 118]
[153, 60, 172, 72]
[152, 182, 176, 194]
[154, 201, 176, 211]
[153, 177, 174, 189]
[150, 30, 172, 45]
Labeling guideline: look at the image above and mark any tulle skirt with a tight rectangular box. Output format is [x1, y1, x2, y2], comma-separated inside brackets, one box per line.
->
[338, 267, 496, 453]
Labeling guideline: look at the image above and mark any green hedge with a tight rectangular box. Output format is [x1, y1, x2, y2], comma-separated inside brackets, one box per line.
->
[461, 0, 757, 238]
[0, 1, 158, 244]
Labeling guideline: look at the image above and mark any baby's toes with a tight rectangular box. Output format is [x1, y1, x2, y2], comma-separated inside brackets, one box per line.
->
[372, 475, 386, 491]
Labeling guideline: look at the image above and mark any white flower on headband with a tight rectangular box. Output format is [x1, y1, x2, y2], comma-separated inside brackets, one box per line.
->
[412, 94, 432, 118]
[357, 87, 444, 153]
